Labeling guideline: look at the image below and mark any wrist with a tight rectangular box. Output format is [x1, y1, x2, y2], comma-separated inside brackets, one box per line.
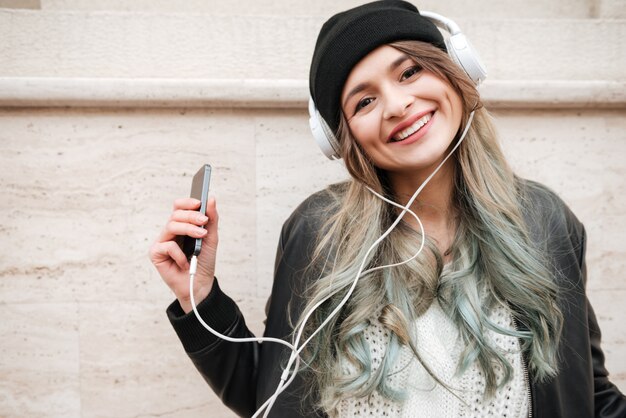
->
[179, 282, 213, 314]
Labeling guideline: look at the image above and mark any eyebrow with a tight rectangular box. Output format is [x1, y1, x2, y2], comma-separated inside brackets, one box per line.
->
[342, 54, 413, 110]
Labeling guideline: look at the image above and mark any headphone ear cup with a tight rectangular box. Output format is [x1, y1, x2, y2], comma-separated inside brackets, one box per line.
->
[445, 33, 487, 85]
[308, 97, 341, 160]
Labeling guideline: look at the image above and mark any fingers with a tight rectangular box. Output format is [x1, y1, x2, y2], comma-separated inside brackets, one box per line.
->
[205, 196, 218, 218]
[158, 220, 208, 243]
[170, 208, 209, 226]
[165, 241, 189, 270]
[157, 197, 217, 243]
[149, 241, 189, 271]
[173, 197, 201, 211]
[204, 197, 219, 246]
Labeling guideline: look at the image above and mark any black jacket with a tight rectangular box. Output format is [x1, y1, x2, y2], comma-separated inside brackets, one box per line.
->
[167, 181, 626, 417]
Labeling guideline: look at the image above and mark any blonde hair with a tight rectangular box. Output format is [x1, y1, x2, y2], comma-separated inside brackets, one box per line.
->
[294, 40, 562, 414]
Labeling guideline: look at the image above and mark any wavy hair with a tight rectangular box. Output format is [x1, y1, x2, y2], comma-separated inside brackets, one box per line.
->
[293, 40, 563, 414]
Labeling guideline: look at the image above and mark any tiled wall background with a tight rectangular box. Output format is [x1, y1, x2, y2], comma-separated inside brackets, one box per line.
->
[1, 1, 624, 417]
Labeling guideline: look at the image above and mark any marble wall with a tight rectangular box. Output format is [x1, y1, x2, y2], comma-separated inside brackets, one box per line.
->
[0, 106, 624, 417]
[1, 0, 625, 416]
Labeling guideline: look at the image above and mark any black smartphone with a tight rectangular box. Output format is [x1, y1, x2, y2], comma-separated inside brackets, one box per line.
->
[178, 164, 212, 260]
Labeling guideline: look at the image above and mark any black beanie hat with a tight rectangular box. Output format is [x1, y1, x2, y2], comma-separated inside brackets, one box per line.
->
[309, 0, 447, 134]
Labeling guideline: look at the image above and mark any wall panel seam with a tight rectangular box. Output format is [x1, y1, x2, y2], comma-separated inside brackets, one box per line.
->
[0, 77, 624, 109]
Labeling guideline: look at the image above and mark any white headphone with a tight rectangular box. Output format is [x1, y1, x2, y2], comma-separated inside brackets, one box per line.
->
[308, 11, 487, 160]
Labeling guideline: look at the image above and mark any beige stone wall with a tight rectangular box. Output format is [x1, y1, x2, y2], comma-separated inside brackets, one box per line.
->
[1, 1, 625, 417]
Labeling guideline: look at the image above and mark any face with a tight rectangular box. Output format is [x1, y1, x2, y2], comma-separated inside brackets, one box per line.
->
[341, 45, 464, 175]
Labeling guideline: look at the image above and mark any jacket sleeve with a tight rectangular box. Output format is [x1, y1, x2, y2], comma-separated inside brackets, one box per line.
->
[576, 226, 626, 417]
[165, 189, 334, 418]
[166, 278, 260, 417]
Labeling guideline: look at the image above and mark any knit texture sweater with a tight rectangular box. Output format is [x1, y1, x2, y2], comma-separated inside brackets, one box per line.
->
[333, 301, 529, 418]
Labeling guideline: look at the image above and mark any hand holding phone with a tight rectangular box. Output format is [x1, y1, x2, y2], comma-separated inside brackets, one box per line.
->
[149, 163, 219, 313]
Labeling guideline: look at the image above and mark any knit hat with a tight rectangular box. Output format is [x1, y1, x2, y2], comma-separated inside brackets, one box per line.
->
[309, 0, 447, 134]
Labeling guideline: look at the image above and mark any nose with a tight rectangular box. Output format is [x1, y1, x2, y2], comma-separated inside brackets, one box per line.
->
[382, 85, 413, 120]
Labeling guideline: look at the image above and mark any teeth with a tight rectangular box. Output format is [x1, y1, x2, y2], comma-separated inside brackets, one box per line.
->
[393, 113, 432, 141]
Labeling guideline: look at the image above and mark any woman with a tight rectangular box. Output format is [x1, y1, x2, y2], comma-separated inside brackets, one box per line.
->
[149, 1, 625, 417]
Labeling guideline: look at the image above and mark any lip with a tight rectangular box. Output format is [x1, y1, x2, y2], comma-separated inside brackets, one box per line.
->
[387, 109, 436, 143]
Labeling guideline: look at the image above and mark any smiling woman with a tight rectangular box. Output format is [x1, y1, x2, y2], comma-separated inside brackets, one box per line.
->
[298, 36, 564, 416]
[149, 1, 626, 417]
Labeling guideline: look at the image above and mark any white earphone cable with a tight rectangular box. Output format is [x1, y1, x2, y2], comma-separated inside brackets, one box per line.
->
[189, 111, 475, 418]
[189, 257, 296, 352]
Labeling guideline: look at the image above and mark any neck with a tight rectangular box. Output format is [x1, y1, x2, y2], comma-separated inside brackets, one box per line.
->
[386, 159, 458, 259]
[388, 159, 456, 220]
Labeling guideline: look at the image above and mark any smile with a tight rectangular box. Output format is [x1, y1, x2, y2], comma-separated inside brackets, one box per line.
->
[389, 112, 434, 143]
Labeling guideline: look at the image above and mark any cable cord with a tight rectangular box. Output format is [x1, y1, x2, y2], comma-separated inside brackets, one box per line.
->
[257, 110, 476, 417]
[189, 111, 475, 418]
[189, 257, 296, 352]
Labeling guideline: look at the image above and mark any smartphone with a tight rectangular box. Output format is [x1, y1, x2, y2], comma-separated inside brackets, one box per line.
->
[178, 164, 212, 260]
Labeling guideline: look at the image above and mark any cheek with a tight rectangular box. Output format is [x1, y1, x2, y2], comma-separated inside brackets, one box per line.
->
[449, 92, 464, 127]
[349, 116, 380, 148]
[439, 93, 463, 141]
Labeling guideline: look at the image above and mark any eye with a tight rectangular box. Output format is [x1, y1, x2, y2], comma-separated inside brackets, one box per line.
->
[354, 97, 374, 114]
[400, 65, 422, 81]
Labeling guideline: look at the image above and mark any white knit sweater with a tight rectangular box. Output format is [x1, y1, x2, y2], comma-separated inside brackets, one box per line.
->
[333, 301, 529, 418]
